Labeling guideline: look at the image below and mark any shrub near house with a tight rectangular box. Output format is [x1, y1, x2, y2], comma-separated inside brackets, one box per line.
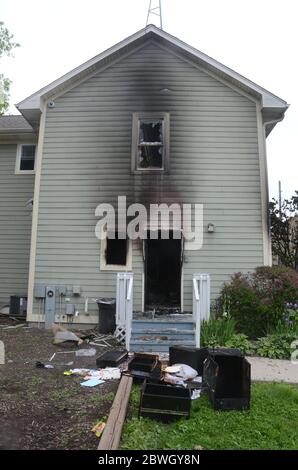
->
[200, 266, 298, 359]
[219, 266, 298, 338]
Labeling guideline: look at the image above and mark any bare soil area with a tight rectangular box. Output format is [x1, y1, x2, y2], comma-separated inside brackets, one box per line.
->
[0, 316, 121, 450]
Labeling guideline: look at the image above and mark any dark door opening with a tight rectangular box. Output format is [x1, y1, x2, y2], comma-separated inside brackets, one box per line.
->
[145, 231, 182, 310]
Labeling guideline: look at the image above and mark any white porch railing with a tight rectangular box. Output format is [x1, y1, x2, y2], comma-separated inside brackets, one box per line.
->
[192, 273, 211, 347]
[115, 272, 133, 350]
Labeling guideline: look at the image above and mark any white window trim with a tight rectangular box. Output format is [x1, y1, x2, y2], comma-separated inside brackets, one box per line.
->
[131, 112, 170, 174]
[15, 143, 37, 175]
[100, 235, 132, 272]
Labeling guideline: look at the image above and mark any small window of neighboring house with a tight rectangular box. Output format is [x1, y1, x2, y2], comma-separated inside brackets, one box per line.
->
[131, 112, 170, 173]
[16, 144, 36, 174]
[100, 232, 132, 271]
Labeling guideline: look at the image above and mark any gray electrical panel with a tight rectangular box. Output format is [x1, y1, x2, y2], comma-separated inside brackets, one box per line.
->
[34, 284, 46, 299]
[65, 303, 75, 316]
[45, 286, 56, 329]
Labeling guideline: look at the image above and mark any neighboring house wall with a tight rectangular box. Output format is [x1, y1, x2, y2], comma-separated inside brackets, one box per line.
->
[0, 144, 35, 306]
[30, 40, 264, 323]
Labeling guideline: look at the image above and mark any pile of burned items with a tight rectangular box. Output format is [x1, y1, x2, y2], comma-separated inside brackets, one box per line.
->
[96, 346, 251, 421]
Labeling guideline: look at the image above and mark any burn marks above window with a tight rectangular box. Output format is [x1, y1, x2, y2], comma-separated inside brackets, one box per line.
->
[132, 113, 170, 173]
[100, 232, 132, 271]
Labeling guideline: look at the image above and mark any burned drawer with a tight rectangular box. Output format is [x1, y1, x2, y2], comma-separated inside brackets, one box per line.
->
[128, 356, 161, 383]
[139, 380, 191, 421]
[96, 350, 128, 368]
[203, 353, 250, 411]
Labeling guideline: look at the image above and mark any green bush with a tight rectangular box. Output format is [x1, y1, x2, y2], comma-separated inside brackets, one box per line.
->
[201, 316, 254, 355]
[255, 333, 297, 359]
[225, 333, 255, 355]
[218, 266, 298, 338]
[201, 315, 236, 348]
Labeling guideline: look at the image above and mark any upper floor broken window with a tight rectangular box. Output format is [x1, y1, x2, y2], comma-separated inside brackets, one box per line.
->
[131, 112, 170, 173]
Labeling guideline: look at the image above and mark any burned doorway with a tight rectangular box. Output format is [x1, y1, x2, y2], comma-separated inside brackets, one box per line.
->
[144, 231, 182, 310]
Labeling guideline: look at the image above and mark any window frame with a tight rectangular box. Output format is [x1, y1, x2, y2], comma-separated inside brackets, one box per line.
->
[15, 143, 37, 175]
[131, 112, 170, 174]
[100, 232, 132, 272]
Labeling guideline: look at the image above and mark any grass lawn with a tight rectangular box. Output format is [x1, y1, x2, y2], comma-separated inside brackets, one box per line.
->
[120, 383, 298, 450]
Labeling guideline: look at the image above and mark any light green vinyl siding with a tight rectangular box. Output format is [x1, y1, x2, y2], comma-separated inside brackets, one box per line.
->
[32, 40, 263, 322]
[0, 144, 34, 305]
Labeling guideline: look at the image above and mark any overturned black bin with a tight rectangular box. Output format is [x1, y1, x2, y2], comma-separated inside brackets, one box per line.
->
[96, 298, 116, 334]
[203, 349, 251, 411]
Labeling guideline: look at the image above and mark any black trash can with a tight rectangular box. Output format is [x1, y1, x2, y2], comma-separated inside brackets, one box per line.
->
[96, 298, 116, 334]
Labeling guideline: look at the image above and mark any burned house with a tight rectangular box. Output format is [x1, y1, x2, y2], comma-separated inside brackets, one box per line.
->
[0, 25, 288, 349]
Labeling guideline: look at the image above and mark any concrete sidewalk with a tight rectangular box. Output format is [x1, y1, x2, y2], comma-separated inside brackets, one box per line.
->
[247, 356, 298, 384]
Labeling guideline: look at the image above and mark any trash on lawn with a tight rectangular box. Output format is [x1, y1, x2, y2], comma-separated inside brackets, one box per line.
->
[87, 367, 121, 380]
[80, 377, 105, 387]
[91, 420, 106, 438]
[96, 350, 128, 368]
[64, 368, 91, 376]
[52, 325, 83, 345]
[191, 389, 201, 400]
[35, 361, 54, 369]
[49, 351, 75, 365]
[75, 348, 97, 357]
[64, 367, 121, 381]
[163, 373, 186, 386]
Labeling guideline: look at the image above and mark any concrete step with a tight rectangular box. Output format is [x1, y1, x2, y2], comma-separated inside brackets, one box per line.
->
[131, 319, 194, 331]
[130, 339, 196, 353]
[131, 329, 195, 341]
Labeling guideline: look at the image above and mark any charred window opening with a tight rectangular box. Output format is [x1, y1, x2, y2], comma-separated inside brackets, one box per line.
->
[131, 113, 170, 173]
[145, 231, 181, 309]
[105, 235, 127, 266]
[138, 121, 163, 169]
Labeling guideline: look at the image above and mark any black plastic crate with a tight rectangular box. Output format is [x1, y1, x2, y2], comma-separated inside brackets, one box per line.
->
[96, 350, 128, 368]
[203, 352, 251, 411]
[169, 345, 210, 375]
[139, 380, 191, 421]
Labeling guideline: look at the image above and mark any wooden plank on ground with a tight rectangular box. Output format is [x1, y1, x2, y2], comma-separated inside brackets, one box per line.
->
[98, 374, 133, 450]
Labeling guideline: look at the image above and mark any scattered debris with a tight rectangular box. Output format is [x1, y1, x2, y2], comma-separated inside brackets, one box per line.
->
[96, 350, 128, 368]
[49, 351, 75, 365]
[80, 378, 105, 387]
[0, 323, 26, 330]
[75, 348, 97, 357]
[191, 389, 201, 400]
[52, 325, 83, 345]
[35, 361, 54, 369]
[91, 421, 106, 438]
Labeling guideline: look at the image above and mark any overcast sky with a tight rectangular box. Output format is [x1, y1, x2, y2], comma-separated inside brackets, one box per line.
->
[1, 0, 297, 200]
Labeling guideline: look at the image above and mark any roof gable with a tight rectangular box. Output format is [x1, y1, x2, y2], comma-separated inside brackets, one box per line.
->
[16, 25, 288, 132]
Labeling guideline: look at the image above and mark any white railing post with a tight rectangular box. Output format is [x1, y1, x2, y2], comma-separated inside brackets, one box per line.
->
[193, 277, 200, 347]
[193, 273, 211, 347]
[125, 275, 133, 351]
[116, 272, 133, 350]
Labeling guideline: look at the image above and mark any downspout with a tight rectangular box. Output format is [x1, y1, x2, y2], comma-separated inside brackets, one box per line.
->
[262, 112, 287, 265]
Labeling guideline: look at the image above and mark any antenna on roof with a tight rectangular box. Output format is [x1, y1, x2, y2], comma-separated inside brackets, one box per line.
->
[146, 0, 163, 30]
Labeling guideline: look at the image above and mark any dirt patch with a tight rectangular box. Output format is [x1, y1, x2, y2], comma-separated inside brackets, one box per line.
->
[0, 316, 122, 449]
